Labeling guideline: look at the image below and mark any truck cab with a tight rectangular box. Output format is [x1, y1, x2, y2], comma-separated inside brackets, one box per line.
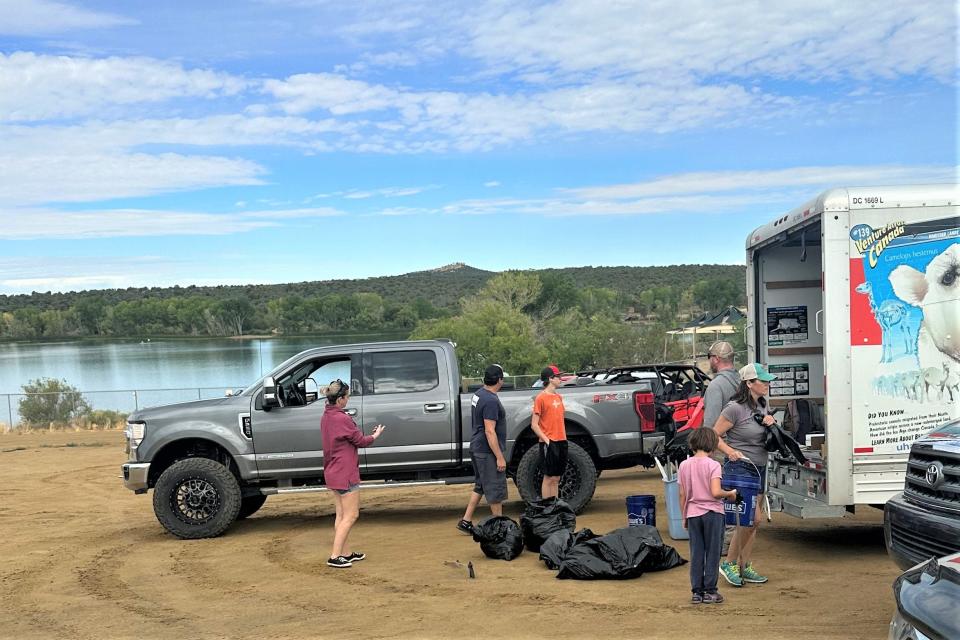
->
[746, 184, 959, 518]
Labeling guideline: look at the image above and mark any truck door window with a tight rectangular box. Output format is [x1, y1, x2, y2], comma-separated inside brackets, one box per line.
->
[370, 350, 439, 394]
[275, 358, 351, 407]
[310, 359, 352, 394]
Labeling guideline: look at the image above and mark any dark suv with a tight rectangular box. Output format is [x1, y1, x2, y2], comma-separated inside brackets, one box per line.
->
[884, 418, 960, 570]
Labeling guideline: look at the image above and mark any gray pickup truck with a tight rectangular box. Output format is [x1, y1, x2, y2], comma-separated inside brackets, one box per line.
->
[122, 339, 668, 538]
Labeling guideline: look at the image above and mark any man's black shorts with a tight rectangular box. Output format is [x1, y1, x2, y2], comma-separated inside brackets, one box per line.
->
[539, 439, 568, 477]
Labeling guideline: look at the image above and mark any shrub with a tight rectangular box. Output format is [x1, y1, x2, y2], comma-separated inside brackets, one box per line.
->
[76, 410, 129, 430]
[18, 378, 91, 428]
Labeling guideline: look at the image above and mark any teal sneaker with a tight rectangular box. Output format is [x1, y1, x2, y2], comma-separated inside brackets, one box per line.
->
[741, 563, 768, 583]
[719, 561, 743, 587]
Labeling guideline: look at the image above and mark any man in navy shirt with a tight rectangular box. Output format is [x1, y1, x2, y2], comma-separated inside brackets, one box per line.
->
[457, 364, 507, 534]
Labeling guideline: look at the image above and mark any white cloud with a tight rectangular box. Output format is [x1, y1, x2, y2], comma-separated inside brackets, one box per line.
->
[0, 52, 248, 122]
[0, 113, 366, 206]
[439, 192, 794, 217]
[0, 256, 178, 294]
[375, 206, 434, 217]
[390, 164, 959, 217]
[0, 3, 950, 217]
[0, 0, 136, 35]
[0, 152, 266, 206]
[0, 255, 296, 293]
[483, 181, 500, 187]
[308, 185, 436, 200]
[565, 165, 960, 200]
[359, 50, 421, 69]
[264, 73, 403, 115]
[263, 73, 791, 150]
[462, 0, 955, 83]
[0, 115, 347, 154]
[0, 274, 135, 291]
[0, 207, 344, 240]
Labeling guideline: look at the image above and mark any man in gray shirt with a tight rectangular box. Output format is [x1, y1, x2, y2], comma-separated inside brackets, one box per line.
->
[702, 341, 740, 556]
[703, 341, 739, 430]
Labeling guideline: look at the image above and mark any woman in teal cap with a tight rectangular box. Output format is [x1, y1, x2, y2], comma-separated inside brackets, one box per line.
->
[711, 362, 777, 588]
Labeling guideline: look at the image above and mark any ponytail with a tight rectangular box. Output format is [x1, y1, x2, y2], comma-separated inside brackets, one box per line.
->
[322, 379, 350, 404]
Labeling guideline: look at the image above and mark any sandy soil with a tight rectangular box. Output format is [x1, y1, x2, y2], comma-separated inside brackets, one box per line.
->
[0, 430, 902, 640]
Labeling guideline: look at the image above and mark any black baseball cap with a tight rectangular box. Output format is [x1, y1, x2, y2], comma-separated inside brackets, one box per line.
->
[483, 364, 504, 385]
[540, 364, 561, 383]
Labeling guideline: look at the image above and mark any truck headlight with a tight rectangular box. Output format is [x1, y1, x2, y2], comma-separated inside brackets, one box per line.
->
[125, 420, 146, 457]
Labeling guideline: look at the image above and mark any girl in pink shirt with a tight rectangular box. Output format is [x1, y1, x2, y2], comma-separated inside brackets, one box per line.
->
[678, 428, 738, 604]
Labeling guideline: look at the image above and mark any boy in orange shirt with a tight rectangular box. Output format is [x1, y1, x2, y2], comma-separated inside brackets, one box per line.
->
[531, 365, 567, 499]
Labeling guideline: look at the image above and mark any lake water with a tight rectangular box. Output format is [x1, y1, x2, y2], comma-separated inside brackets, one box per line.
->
[0, 333, 406, 423]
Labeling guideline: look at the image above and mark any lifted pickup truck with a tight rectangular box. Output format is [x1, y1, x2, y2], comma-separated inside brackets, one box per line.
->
[122, 339, 670, 538]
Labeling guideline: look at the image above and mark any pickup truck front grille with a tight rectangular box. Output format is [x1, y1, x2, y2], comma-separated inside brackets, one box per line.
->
[903, 444, 960, 515]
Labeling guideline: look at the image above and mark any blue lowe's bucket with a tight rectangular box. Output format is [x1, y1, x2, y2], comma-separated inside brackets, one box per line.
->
[663, 478, 689, 540]
[722, 465, 762, 527]
[626, 494, 656, 527]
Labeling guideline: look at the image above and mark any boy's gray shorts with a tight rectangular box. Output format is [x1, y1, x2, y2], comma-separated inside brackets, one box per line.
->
[471, 453, 508, 504]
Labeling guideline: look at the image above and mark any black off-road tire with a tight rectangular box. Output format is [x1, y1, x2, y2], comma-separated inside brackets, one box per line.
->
[237, 495, 268, 520]
[515, 441, 597, 514]
[153, 457, 242, 539]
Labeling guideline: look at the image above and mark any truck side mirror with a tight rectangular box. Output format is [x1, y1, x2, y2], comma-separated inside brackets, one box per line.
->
[263, 376, 279, 409]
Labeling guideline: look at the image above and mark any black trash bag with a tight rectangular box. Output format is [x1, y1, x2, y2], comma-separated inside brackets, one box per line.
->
[757, 415, 807, 464]
[554, 525, 686, 580]
[520, 497, 577, 552]
[472, 516, 524, 561]
[539, 528, 597, 570]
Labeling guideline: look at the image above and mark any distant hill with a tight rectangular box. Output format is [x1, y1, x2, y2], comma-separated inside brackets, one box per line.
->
[0, 262, 745, 313]
[539, 265, 746, 299]
[0, 263, 495, 313]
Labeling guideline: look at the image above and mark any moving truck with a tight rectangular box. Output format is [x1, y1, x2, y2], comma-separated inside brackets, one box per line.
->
[745, 184, 959, 518]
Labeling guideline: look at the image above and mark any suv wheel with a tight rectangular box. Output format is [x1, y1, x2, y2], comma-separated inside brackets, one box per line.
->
[153, 457, 242, 539]
[515, 441, 597, 513]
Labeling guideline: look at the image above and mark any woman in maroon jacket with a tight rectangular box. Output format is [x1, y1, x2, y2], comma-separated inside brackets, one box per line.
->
[320, 379, 385, 568]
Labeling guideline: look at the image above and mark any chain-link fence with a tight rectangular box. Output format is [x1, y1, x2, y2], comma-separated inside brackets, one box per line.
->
[1, 385, 244, 430]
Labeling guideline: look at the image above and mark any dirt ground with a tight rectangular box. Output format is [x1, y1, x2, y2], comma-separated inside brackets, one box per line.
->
[0, 430, 902, 640]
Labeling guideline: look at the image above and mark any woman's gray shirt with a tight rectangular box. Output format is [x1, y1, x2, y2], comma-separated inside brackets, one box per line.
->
[719, 400, 770, 466]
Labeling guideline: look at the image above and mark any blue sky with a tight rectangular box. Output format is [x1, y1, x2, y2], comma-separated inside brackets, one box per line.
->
[0, 0, 956, 294]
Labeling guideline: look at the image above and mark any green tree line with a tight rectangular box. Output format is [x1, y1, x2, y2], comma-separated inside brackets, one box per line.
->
[1, 292, 446, 339]
[410, 272, 744, 377]
[0, 264, 745, 340]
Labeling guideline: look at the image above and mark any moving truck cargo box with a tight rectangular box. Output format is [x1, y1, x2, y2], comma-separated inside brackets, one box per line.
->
[745, 184, 959, 518]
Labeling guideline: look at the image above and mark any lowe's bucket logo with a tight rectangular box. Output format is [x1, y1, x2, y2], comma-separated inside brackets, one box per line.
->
[926, 462, 944, 489]
[724, 502, 746, 514]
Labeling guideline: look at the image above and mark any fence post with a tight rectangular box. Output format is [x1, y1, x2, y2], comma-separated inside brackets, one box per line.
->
[133, 390, 139, 411]
[6, 394, 12, 430]
[198, 388, 202, 400]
